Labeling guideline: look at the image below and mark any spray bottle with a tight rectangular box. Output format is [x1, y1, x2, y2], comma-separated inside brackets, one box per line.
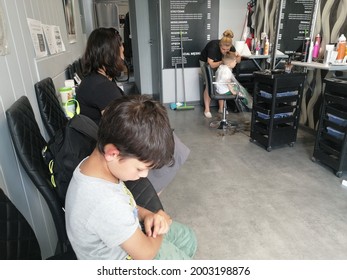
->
[336, 34, 346, 63]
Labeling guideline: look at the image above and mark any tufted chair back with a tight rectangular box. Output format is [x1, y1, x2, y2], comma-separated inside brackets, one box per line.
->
[34, 77, 68, 139]
[0, 188, 42, 259]
[6, 96, 75, 257]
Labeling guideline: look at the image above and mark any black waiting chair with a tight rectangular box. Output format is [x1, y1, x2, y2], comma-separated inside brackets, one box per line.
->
[6, 96, 76, 258]
[34, 77, 68, 139]
[204, 63, 241, 130]
[73, 59, 84, 81]
[34, 82, 163, 212]
[0, 188, 42, 260]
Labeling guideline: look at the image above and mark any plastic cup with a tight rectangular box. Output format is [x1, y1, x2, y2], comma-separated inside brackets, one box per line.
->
[59, 87, 73, 104]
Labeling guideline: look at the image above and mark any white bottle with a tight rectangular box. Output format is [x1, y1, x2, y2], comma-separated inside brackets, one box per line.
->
[307, 40, 314, 63]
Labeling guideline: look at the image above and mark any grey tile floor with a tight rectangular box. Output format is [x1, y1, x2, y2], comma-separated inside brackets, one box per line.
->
[160, 105, 347, 259]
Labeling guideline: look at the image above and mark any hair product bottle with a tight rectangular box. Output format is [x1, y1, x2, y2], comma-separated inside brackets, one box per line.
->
[312, 34, 321, 60]
[263, 38, 269, 55]
[307, 40, 313, 63]
[302, 37, 310, 62]
[336, 34, 346, 63]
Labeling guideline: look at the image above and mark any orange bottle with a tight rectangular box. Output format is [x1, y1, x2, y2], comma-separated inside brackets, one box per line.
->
[336, 34, 346, 63]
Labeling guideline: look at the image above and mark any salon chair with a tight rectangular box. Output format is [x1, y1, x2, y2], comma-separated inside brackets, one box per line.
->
[204, 63, 241, 130]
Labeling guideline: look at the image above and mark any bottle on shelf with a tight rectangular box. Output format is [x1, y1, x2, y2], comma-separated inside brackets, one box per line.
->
[255, 39, 261, 55]
[336, 34, 346, 63]
[301, 33, 310, 62]
[307, 40, 314, 63]
[263, 38, 269, 55]
[312, 34, 321, 61]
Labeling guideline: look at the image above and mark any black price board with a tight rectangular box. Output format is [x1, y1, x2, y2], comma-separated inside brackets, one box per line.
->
[277, 0, 315, 53]
[161, 0, 219, 69]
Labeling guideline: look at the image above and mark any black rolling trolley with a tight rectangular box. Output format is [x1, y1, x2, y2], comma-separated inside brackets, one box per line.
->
[250, 71, 306, 151]
[312, 78, 347, 177]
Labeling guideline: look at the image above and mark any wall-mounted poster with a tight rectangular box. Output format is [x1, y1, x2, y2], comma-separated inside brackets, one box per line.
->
[62, 0, 76, 43]
[0, 3, 9, 55]
[27, 18, 48, 58]
[161, 0, 219, 69]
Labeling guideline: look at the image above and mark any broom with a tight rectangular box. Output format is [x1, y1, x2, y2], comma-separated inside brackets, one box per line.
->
[170, 31, 194, 110]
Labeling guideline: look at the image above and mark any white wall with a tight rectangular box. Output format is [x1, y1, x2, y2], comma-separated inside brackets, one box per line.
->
[0, 0, 85, 259]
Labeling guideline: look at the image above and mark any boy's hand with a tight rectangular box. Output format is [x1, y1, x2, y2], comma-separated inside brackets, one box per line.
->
[143, 210, 172, 238]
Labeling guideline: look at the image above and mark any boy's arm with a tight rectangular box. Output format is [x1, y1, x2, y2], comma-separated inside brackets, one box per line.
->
[121, 227, 163, 260]
[121, 207, 171, 260]
[138, 206, 172, 237]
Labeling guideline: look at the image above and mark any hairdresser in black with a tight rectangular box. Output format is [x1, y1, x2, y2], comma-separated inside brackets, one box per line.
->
[199, 29, 241, 118]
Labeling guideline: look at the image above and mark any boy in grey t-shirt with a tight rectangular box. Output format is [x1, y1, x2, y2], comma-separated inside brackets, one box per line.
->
[65, 95, 197, 260]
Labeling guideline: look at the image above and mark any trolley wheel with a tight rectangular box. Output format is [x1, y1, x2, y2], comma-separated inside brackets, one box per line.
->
[311, 156, 316, 162]
[249, 138, 255, 143]
[266, 146, 272, 152]
[289, 142, 294, 147]
[336, 171, 343, 178]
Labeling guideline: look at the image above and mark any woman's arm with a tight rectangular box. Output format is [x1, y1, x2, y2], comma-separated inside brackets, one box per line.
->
[207, 57, 222, 69]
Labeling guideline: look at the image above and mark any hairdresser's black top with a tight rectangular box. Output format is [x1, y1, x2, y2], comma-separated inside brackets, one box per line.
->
[199, 40, 236, 63]
[76, 72, 124, 125]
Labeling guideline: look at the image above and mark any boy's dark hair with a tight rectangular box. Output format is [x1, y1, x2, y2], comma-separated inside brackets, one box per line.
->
[98, 95, 175, 169]
[82, 27, 125, 78]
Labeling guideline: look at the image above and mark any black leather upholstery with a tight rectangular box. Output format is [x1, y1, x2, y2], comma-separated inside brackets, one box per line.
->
[125, 178, 163, 213]
[65, 64, 74, 80]
[0, 188, 42, 260]
[73, 59, 83, 79]
[34, 77, 68, 139]
[6, 96, 75, 258]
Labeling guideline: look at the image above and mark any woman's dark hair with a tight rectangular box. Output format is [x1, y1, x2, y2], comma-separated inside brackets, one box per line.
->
[82, 27, 125, 78]
[97, 95, 175, 169]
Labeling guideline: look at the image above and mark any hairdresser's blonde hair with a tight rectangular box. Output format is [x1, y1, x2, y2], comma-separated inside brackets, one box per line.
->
[219, 29, 234, 48]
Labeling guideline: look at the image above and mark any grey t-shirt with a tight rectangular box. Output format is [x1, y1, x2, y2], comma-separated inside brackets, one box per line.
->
[65, 159, 139, 259]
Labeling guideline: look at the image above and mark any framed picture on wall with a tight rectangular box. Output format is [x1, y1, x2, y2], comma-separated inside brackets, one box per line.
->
[62, 0, 76, 43]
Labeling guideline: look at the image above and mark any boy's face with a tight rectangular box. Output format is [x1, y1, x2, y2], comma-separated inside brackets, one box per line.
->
[104, 144, 152, 182]
[110, 157, 151, 182]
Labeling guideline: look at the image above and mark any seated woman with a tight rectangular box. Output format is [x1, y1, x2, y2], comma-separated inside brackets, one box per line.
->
[76, 27, 190, 194]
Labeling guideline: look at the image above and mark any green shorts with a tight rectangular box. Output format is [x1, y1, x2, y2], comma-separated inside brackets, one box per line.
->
[155, 221, 197, 260]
